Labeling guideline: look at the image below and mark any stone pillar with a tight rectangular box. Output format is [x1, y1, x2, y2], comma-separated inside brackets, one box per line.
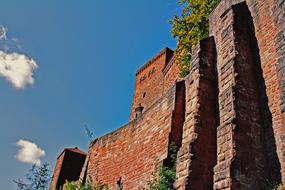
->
[175, 37, 219, 190]
[212, 2, 272, 189]
[245, 0, 285, 183]
[273, 0, 285, 182]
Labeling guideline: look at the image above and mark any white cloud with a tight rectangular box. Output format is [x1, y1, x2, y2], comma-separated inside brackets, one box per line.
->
[15, 139, 45, 166]
[0, 51, 38, 89]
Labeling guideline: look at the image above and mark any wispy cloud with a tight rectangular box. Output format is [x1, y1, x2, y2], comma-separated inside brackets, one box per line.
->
[15, 139, 45, 166]
[0, 25, 38, 89]
[0, 25, 7, 41]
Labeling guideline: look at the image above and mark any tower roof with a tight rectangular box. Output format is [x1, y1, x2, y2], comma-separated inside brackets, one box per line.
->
[57, 147, 86, 159]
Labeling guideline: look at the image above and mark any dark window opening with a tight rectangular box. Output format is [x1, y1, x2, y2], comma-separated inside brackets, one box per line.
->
[135, 104, 144, 119]
[143, 92, 146, 98]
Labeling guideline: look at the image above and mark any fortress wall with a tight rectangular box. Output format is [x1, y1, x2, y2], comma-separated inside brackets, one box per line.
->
[85, 81, 185, 190]
[211, 0, 285, 185]
[175, 37, 219, 190]
[274, 0, 285, 182]
[275, 0, 285, 115]
[163, 57, 181, 94]
[211, 1, 280, 189]
[129, 48, 173, 121]
[50, 149, 86, 190]
[247, 0, 285, 182]
[50, 1, 285, 189]
[168, 81, 185, 150]
[50, 152, 65, 190]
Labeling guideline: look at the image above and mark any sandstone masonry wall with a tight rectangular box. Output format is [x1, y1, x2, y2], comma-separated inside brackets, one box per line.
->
[210, 0, 285, 186]
[129, 48, 173, 121]
[85, 81, 185, 190]
[50, 152, 65, 190]
[175, 37, 219, 190]
[163, 56, 181, 94]
[50, 149, 86, 190]
[50, 0, 285, 189]
[273, 0, 285, 182]
[213, 3, 269, 188]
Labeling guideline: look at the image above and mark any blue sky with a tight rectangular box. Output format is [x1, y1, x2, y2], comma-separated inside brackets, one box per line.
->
[0, 1, 179, 189]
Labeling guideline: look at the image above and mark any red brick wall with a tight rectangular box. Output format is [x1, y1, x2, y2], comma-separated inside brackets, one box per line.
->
[85, 81, 185, 190]
[274, 0, 285, 115]
[210, 1, 283, 189]
[50, 152, 65, 190]
[272, 0, 285, 182]
[244, 0, 285, 182]
[50, 1, 285, 189]
[163, 57, 181, 94]
[168, 81, 185, 150]
[129, 48, 173, 121]
[210, 0, 285, 187]
[49, 149, 86, 190]
[175, 37, 219, 190]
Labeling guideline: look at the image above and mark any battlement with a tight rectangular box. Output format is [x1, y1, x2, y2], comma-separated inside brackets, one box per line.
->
[50, 0, 285, 189]
[136, 47, 173, 76]
[162, 55, 176, 75]
[82, 81, 185, 190]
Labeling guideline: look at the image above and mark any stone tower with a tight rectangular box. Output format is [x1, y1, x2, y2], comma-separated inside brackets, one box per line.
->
[129, 47, 174, 121]
[49, 0, 285, 189]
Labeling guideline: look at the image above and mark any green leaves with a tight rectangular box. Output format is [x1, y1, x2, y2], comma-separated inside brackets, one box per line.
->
[13, 162, 51, 190]
[64, 179, 109, 190]
[157, 166, 176, 190]
[170, 0, 220, 77]
[147, 142, 178, 190]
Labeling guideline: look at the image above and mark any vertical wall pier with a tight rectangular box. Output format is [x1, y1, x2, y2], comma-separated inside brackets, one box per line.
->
[168, 80, 186, 157]
[275, 0, 285, 109]
[275, 0, 285, 117]
[213, 2, 278, 189]
[251, 0, 282, 184]
[164, 80, 186, 176]
[273, 0, 285, 183]
[175, 37, 219, 190]
[247, 0, 285, 183]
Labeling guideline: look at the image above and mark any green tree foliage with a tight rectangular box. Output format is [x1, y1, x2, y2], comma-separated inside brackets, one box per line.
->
[64, 177, 109, 190]
[146, 143, 178, 190]
[13, 162, 51, 190]
[170, 0, 220, 77]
